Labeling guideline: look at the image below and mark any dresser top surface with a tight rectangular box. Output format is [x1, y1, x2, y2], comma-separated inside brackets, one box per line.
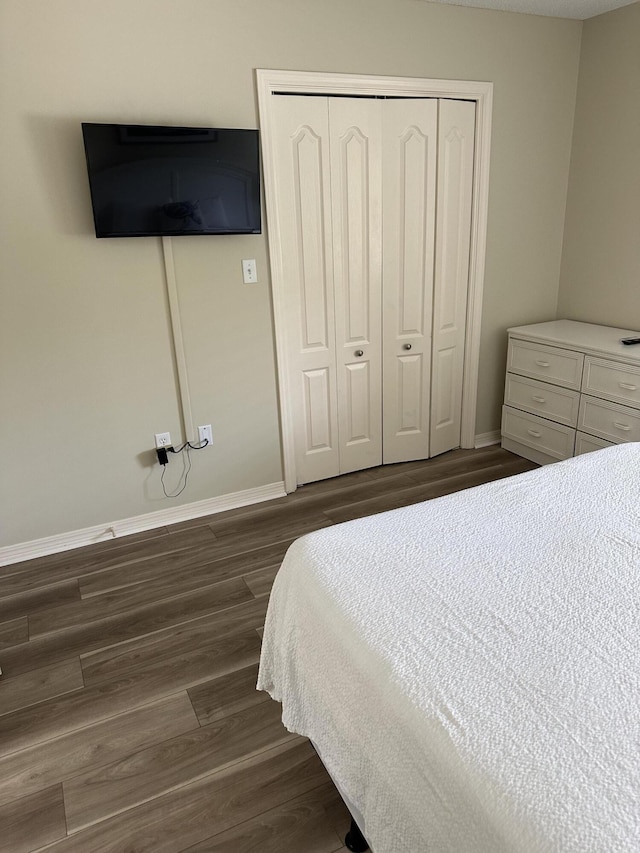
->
[507, 319, 640, 364]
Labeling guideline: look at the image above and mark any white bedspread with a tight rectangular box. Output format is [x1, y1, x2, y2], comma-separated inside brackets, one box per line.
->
[258, 444, 640, 852]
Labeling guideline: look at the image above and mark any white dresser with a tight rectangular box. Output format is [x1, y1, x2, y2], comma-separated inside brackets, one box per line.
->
[501, 320, 640, 465]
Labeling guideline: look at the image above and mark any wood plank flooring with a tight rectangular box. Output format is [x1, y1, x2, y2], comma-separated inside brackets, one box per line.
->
[0, 447, 536, 852]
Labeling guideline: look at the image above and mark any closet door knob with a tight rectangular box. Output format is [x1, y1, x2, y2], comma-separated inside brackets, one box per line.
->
[355, 349, 364, 357]
[403, 343, 412, 350]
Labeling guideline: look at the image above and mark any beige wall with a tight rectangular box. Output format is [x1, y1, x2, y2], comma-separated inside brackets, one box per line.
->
[0, 0, 581, 548]
[558, 2, 640, 327]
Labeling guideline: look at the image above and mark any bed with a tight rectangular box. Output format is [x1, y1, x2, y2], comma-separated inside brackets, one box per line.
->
[257, 443, 640, 852]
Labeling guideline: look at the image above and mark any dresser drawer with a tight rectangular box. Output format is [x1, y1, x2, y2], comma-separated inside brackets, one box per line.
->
[582, 357, 640, 408]
[507, 339, 583, 389]
[504, 374, 579, 426]
[501, 406, 575, 461]
[577, 396, 640, 443]
[574, 432, 614, 456]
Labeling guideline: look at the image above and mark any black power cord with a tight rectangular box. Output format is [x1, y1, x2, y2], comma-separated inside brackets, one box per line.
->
[157, 438, 209, 498]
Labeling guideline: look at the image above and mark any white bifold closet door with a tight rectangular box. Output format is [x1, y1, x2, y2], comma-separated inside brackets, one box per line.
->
[270, 94, 474, 485]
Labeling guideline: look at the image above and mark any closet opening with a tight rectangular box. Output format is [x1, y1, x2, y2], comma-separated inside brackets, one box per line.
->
[257, 70, 493, 491]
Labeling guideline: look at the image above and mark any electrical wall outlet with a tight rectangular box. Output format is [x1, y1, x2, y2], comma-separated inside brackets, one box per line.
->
[198, 424, 213, 447]
[241, 259, 258, 284]
[155, 432, 172, 448]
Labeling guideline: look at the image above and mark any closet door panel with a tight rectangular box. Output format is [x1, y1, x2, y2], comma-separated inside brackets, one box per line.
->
[345, 361, 373, 445]
[271, 96, 340, 484]
[301, 368, 334, 453]
[430, 99, 476, 457]
[269, 93, 476, 484]
[329, 98, 383, 473]
[382, 99, 438, 464]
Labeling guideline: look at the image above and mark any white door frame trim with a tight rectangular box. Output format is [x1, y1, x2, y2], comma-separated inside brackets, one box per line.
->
[256, 68, 493, 492]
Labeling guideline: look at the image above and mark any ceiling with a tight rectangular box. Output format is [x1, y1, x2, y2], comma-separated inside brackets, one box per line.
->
[422, 0, 637, 19]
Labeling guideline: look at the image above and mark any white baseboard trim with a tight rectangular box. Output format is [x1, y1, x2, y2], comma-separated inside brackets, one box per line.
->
[475, 430, 501, 448]
[0, 481, 287, 569]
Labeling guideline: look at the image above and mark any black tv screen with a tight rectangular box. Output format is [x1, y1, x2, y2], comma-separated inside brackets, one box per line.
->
[81, 123, 261, 238]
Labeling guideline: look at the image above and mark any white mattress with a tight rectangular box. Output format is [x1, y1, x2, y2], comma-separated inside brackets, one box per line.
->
[258, 444, 640, 852]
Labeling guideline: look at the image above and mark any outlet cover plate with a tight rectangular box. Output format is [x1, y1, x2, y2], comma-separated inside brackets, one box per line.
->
[198, 424, 213, 447]
[155, 432, 172, 448]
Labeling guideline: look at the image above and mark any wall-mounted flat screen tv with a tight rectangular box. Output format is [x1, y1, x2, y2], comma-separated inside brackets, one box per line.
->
[81, 123, 261, 237]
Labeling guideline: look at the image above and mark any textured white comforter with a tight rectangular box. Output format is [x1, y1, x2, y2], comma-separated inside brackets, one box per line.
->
[258, 444, 640, 852]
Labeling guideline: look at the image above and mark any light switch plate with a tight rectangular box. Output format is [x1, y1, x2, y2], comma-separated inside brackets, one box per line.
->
[242, 259, 258, 284]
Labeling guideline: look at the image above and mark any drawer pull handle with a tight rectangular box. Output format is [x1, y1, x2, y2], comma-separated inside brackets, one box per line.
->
[527, 428, 542, 438]
[619, 382, 638, 391]
[613, 422, 632, 431]
[532, 395, 546, 403]
[535, 360, 550, 367]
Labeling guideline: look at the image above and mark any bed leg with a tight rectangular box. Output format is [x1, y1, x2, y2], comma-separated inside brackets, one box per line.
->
[345, 817, 370, 852]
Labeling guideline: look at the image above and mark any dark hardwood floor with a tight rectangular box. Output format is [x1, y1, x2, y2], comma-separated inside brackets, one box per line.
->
[0, 447, 536, 853]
